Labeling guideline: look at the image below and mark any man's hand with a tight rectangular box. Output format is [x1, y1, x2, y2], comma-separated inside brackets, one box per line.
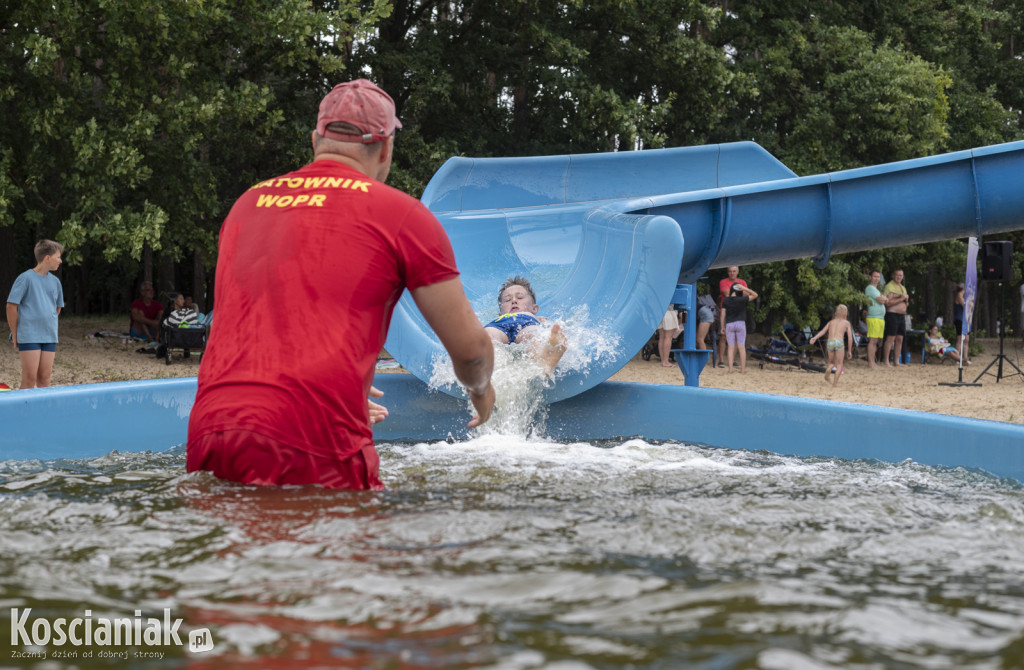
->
[466, 382, 496, 429]
[411, 278, 495, 429]
[367, 385, 389, 425]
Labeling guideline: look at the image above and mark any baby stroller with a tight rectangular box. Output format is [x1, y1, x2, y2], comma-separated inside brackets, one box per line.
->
[156, 309, 207, 365]
[641, 331, 684, 362]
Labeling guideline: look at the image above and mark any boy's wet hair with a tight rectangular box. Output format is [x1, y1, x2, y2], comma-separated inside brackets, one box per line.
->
[835, 304, 848, 316]
[497, 276, 536, 305]
[34, 239, 63, 263]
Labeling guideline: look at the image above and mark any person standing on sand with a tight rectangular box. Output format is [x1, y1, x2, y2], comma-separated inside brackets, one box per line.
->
[695, 295, 716, 352]
[720, 283, 758, 373]
[864, 270, 886, 368]
[717, 266, 748, 368]
[882, 269, 910, 367]
[810, 305, 854, 388]
[718, 266, 747, 325]
[6, 240, 64, 389]
[656, 305, 681, 368]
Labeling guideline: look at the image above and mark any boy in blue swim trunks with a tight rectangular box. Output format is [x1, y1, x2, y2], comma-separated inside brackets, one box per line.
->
[485, 276, 567, 375]
[809, 304, 854, 388]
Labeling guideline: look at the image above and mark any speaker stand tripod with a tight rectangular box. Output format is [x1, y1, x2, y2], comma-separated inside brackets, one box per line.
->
[938, 333, 982, 387]
[973, 282, 1023, 384]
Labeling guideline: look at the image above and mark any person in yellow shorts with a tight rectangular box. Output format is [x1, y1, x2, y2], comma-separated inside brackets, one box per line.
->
[863, 270, 886, 368]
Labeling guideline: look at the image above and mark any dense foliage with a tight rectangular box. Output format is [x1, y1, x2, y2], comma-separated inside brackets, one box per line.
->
[2, 0, 1023, 329]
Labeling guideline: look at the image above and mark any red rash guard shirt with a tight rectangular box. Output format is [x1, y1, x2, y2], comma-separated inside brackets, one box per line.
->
[187, 160, 459, 462]
[718, 277, 747, 309]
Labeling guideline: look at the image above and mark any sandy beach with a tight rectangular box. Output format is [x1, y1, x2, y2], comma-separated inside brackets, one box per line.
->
[4, 316, 1023, 425]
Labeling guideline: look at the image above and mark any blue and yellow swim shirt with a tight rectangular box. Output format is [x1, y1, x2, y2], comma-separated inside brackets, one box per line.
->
[484, 313, 540, 343]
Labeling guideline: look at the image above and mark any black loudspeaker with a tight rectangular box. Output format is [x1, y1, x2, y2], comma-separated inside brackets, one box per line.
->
[982, 241, 1013, 281]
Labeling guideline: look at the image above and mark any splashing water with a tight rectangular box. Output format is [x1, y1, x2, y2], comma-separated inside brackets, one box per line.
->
[427, 305, 620, 437]
[4, 442, 1024, 668]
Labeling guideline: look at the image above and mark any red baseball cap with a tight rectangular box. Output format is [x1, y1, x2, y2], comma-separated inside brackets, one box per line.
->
[316, 79, 403, 144]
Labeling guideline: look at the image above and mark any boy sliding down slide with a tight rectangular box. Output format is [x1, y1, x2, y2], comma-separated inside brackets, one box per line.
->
[809, 305, 854, 388]
[485, 276, 567, 375]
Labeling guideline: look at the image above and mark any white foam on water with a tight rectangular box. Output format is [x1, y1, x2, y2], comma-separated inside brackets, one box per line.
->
[383, 434, 833, 491]
[428, 305, 620, 438]
[3, 440, 1024, 667]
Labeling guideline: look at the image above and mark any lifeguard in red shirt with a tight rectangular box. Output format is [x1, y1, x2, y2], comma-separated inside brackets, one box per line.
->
[187, 79, 495, 489]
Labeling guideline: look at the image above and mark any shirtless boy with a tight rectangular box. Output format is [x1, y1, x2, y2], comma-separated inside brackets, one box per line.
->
[809, 305, 854, 388]
[485, 276, 567, 375]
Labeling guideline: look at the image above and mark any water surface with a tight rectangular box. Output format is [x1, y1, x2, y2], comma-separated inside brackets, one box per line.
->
[3, 439, 1024, 668]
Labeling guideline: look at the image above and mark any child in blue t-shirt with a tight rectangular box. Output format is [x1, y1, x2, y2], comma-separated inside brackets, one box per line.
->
[6, 240, 65, 388]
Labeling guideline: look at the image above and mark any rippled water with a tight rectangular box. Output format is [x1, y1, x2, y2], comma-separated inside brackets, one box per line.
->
[3, 439, 1024, 668]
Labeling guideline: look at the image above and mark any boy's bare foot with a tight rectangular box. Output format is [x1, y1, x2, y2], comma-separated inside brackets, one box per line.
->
[539, 324, 567, 375]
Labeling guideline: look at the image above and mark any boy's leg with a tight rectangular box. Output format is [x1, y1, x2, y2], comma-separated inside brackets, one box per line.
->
[36, 349, 56, 387]
[536, 324, 567, 375]
[19, 349, 41, 389]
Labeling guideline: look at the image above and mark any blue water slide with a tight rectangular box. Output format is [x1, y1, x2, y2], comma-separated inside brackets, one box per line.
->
[386, 140, 1024, 399]
[633, 140, 1024, 282]
[385, 142, 795, 402]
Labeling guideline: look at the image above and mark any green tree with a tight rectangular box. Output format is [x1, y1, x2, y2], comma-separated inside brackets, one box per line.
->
[0, 0, 389, 309]
[352, 0, 735, 194]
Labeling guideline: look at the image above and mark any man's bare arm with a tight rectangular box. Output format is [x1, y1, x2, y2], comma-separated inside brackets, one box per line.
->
[131, 307, 155, 326]
[412, 277, 495, 427]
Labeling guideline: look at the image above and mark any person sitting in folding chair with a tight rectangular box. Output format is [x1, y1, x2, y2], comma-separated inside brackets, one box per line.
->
[163, 293, 197, 328]
[156, 293, 203, 362]
[925, 324, 961, 363]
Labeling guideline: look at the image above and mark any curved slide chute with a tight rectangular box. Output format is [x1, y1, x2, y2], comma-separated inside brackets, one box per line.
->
[385, 206, 684, 404]
[387, 141, 1024, 402]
